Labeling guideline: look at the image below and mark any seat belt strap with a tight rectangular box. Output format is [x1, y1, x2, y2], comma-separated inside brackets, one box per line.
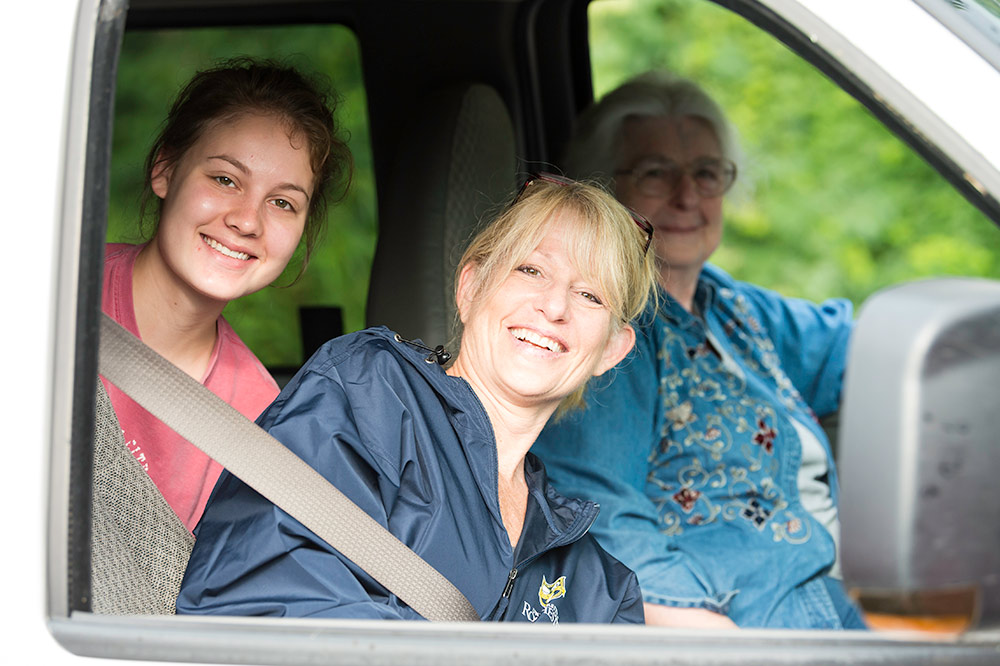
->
[97, 313, 480, 622]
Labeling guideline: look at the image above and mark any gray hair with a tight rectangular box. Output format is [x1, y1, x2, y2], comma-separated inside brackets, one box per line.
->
[564, 71, 745, 190]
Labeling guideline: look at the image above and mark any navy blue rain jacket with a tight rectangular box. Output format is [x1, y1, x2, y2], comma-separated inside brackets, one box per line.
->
[176, 327, 643, 623]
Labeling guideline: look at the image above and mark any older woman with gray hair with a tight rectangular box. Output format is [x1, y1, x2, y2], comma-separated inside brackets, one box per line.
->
[532, 71, 865, 629]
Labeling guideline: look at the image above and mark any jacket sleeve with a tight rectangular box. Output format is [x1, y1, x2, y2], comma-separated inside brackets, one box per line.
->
[176, 366, 424, 620]
[739, 281, 854, 418]
[612, 568, 645, 624]
[533, 329, 734, 614]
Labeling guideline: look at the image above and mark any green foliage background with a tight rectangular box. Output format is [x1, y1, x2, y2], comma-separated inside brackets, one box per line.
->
[109, 1, 998, 368]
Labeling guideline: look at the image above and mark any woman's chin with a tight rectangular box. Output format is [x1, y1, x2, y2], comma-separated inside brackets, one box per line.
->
[493, 373, 575, 410]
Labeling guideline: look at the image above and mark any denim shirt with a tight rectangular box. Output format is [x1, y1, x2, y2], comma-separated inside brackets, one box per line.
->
[532, 264, 860, 628]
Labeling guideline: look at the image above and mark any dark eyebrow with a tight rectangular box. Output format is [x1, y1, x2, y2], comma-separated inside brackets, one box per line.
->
[209, 154, 250, 174]
[208, 154, 311, 202]
[276, 182, 311, 203]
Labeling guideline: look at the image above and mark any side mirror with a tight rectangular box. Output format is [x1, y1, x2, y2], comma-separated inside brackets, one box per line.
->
[839, 278, 1000, 630]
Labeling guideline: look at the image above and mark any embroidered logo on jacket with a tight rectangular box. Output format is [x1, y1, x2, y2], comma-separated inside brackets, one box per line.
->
[522, 574, 566, 623]
[538, 575, 566, 607]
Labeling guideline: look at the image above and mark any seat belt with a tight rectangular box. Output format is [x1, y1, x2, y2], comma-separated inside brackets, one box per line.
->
[97, 313, 480, 622]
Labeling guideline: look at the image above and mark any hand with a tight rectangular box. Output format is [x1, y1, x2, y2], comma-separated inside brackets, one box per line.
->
[643, 602, 738, 628]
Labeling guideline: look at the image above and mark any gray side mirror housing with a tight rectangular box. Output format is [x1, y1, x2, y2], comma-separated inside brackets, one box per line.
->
[839, 277, 1000, 628]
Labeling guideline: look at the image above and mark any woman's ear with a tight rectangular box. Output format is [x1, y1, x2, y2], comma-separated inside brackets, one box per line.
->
[454, 263, 477, 324]
[150, 151, 173, 199]
[593, 323, 636, 376]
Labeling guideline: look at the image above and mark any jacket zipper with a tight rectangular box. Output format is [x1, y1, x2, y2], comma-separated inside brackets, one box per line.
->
[494, 504, 598, 619]
[502, 568, 518, 597]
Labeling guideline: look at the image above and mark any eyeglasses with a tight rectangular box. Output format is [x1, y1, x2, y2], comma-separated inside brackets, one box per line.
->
[515, 172, 654, 255]
[615, 157, 737, 199]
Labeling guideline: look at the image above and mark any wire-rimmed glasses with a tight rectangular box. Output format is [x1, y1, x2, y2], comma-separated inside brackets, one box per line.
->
[615, 156, 737, 199]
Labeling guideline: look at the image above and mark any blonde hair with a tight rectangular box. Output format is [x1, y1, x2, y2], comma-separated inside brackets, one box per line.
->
[454, 176, 658, 411]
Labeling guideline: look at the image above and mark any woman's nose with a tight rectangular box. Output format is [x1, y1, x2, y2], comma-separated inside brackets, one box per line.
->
[225, 198, 263, 236]
[536, 285, 569, 321]
[670, 172, 701, 209]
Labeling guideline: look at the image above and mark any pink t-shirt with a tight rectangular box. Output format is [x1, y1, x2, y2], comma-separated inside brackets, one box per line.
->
[100, 243, 280, 532]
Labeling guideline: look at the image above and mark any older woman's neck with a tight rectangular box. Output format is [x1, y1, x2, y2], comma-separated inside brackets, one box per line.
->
[661, 269, 699, 313]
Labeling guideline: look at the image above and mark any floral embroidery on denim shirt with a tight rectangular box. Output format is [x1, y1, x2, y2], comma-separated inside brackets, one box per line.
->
[647, 288, 817, 546]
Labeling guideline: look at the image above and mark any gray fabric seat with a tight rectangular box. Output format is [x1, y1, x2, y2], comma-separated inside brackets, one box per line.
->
[90, 379, 193, 615]
[366, 82, 518, 346]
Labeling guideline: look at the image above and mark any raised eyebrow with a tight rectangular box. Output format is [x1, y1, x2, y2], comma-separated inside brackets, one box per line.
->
[208, 154, 311, 203]
[208, 154, 250, 174]
[276, 183, 311, 204]
[519, 250, 547, 269]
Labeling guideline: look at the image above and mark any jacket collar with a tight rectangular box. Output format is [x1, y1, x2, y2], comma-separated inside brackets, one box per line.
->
[515, 454, 599, 564]
[372, 326, 599, 561]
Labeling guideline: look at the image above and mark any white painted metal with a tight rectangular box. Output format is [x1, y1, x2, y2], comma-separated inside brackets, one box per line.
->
[4, 1, 999, 663]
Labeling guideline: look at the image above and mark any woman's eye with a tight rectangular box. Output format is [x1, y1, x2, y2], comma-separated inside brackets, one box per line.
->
[214, 175, 235, 187]
[272, 198, 294, 211]
[695, 167, 721, 183]
[516, 265, 540, 277]
[580, 291, 603, 305]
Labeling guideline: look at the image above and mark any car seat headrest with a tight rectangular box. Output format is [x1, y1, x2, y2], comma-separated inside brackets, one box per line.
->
[366, 82, 517, 347]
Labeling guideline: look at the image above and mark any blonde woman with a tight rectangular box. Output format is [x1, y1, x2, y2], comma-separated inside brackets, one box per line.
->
[177, 174, 657, 622]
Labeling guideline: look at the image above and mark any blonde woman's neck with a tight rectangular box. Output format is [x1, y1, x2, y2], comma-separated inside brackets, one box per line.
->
[446, 354, 554, 480]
